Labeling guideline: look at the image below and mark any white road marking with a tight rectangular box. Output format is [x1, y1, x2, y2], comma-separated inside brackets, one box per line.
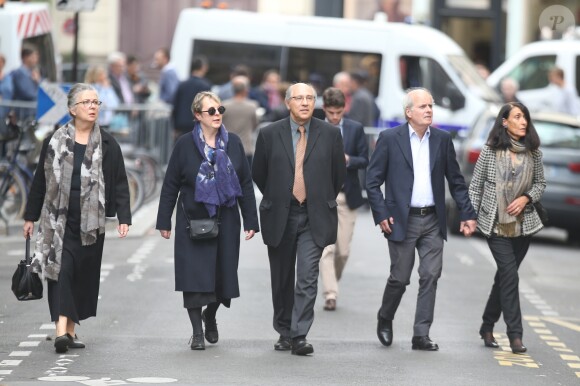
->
[9, 351, 31, 357]
[19, 341, 40, 347]
[0, 360, 22, 366]
[40, 324, 56, 330]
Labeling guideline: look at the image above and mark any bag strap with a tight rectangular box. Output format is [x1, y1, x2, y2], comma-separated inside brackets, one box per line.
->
[180, 195, 221, 222]
[25, 236, 31, 265]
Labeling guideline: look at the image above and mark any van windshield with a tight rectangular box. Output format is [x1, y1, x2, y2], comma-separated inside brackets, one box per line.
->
[448, 55, 501, 103]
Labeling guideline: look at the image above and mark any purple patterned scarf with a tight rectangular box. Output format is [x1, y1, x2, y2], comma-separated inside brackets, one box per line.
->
[192, 122, 242, 217]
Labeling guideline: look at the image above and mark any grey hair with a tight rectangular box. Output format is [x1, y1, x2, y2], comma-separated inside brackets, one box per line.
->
[402, 87, 433, 118]
[67, 83, 98, 110]
[191, 91, 221, 117]
[285, 83, 318, 101]
[107, 51, 126, 65]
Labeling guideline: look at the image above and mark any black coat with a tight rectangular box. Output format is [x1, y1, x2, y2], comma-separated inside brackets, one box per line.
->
[24, 128, 132, 225]
[341, 118, 369, 209]
[156, 132, 259, 296]
[252, 117, 346, 248]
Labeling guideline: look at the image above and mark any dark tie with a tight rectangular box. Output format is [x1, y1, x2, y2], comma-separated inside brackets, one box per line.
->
[293, 126, 306, 203]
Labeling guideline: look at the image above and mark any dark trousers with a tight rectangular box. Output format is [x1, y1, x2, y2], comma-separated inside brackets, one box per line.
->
[481, 235, 531, 339]
[380, 213, 443, 336]
[268, 204, 323, 339]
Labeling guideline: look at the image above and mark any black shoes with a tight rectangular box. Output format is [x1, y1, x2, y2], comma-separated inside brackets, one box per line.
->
[510, 337, 527, 354]
[67, 333, 86, 349]
[291, 337, 314, 356]
[411, 336, 439, 351]
[480, 331, 499, 348]
[274, 335, 292, 351]
[377, 311, 393, 346]
[324, 299, 336, 311]
[54, 334, 72, 353]
[202, 310, 219, 344]
[189, 333, 205, 350]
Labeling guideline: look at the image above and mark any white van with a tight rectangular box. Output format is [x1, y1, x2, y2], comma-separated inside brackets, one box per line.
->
[170, 8, 500, 133]
[0, 1, 58, 81]
[487, 40, 580, 111]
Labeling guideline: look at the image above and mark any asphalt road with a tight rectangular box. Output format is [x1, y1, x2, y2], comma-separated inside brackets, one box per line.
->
[1, 201, 579, 386]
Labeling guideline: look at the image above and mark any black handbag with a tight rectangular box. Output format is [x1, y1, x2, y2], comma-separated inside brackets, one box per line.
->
[533, 201, 549, 225]
[181, 199, 220, 240]
[11, 236, 43, 301]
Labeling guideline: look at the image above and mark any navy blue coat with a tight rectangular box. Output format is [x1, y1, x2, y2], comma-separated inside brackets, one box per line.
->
[366, 123, 476, 241]
[156, 132, 259, 297]
[341, 118, 369, 209]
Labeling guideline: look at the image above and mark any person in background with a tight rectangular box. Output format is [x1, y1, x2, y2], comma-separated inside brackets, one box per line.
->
[153, 48, 180, 106]
[221, 75, 259, 167]
[366, 87, 477, 351]
[319, 87, 368, 311]
[252, 83, 346, 356]
[12, 46, 40, 119]
[156, 91, 259, 351]
[542, 66, 580, 116]
[252, 69, 282, 114]
[107, 52, 134, 106]
[348, 70, 376, 128]
[499, 77, 521, 103]
[333, 71, 352, 114]
[214, 64, 252, 102]
[0, 53, 13, 118]
[172, 56, 211, 140]
[84, 65, 120, 128]
[126, 55, 151, 104]
[475, 63, 490, 80]
[469, 102, 545, 354]
[23, 83, 131, 354]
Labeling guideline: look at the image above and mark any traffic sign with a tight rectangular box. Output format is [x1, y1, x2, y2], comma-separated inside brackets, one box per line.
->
[56, 0, 98, 12]
[36, 82, 71, 126]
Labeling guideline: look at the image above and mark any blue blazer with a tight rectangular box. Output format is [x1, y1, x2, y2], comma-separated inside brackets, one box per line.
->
[341, 118, 368, 209]
[366, 123, 476, 241]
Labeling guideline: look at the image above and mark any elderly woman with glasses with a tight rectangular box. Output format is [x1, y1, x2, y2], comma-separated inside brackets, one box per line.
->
[156, 90, 259, 350]
[23, 83, 132, 354]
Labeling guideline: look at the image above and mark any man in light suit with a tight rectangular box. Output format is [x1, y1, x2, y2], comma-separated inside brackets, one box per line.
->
[366, 87, 477, 351]
[252, 83, 346, 356]
[319, 87, 368, 311]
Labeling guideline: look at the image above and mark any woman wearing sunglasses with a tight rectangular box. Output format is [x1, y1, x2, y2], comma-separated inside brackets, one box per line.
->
[157, 91, 259, 350]
[23, 83, 131, 353]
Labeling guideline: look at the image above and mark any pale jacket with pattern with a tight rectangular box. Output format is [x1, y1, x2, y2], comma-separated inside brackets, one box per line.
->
[468, 145, 546, 237]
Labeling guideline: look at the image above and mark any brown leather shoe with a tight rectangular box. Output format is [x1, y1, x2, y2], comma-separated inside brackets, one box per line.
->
[480, 331, 499, 348]
[510, 337, 527, 354]
[323, 299, 336, 311]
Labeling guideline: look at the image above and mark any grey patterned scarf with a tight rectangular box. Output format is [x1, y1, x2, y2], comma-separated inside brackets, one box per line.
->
[31, 121, 105, 280]
[494, 138, 533, 237]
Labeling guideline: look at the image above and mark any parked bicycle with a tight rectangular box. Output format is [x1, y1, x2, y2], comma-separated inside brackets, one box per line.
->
[0, 117, 37, 233]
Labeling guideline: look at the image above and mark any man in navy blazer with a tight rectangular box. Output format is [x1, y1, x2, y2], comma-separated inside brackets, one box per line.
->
[319, 87, 368, 311]
[366, 87, 477, 351]
[252, 83, 346, 356]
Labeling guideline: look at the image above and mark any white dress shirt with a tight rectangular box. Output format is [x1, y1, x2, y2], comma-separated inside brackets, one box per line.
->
[409, 124, 434, 207]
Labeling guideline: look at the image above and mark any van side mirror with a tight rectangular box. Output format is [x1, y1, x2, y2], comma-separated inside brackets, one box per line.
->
[446, 82, 465, 111]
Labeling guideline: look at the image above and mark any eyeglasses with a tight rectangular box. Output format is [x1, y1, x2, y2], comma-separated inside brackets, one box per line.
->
[201, 106, 226, 115]
[289, 95, 316, 103]
[75, 99, 102, 108]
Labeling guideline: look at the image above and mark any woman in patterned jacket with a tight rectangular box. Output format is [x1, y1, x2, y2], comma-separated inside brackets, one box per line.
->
[469, 102, 546, 354]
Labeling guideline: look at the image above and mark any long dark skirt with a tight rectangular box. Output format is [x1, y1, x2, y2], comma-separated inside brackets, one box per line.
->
[47, 190, 105, 324]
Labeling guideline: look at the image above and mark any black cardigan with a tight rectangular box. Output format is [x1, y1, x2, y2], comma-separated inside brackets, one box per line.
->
[24, 128, 132, 225]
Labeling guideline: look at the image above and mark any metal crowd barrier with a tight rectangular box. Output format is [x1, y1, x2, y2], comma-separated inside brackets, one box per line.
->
[0, 100, 174, 165]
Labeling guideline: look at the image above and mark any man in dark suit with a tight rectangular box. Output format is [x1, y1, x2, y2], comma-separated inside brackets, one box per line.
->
[172, 56, 211, 140]
[319, 87, 368, 311]
[252, 83, 346, 356]
[366, 87, 477, 351]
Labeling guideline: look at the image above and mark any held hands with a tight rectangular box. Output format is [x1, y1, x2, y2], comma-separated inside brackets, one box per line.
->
[244, 230, 256, 240]
[118, 224, 129, 238]
[506, 196, 530, 217]
[379, 217, 395, 234]
[159, 230, 171, 239]
[459, 219, 477, 237]
[23, 221, 34, 238]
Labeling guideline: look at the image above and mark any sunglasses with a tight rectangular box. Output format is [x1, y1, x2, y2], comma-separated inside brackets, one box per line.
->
[201, 106, 226, 116]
